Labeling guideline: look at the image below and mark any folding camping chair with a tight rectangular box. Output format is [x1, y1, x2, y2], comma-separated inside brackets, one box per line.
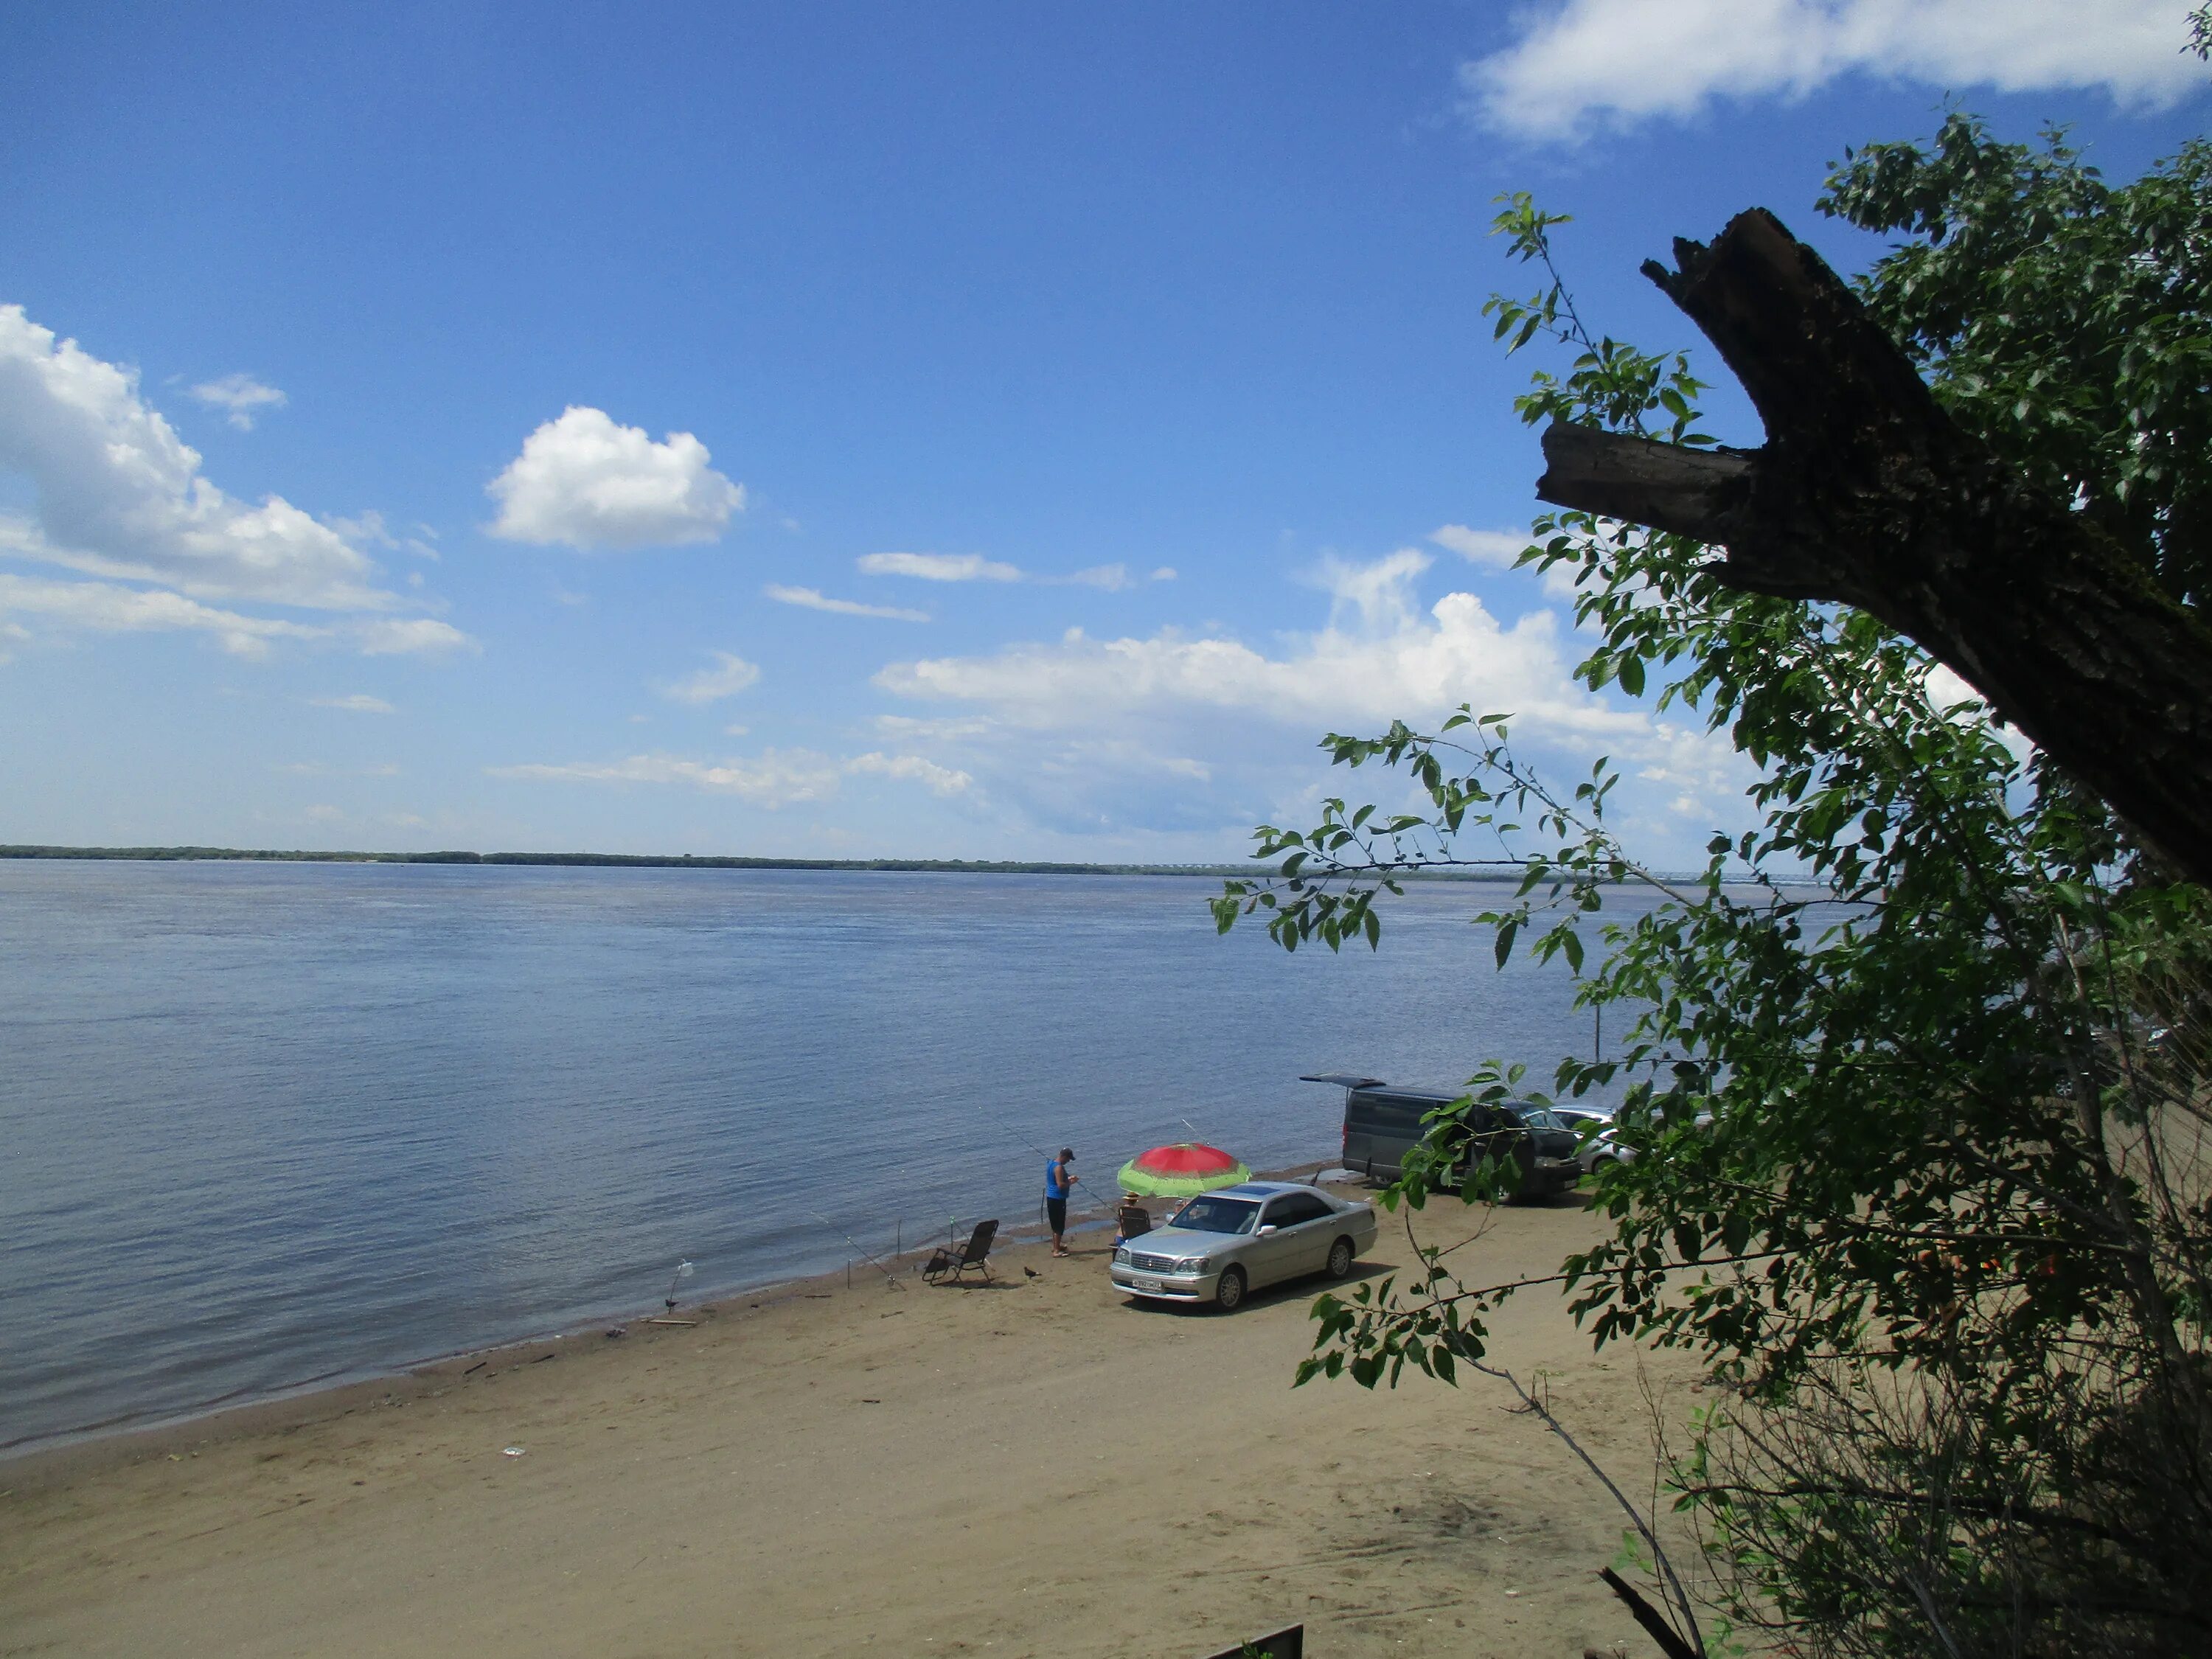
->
[922, 1219, 998, 1285]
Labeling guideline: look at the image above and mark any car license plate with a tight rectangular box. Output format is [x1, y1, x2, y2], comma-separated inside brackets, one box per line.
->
[1133, 1275, 1163, 1294]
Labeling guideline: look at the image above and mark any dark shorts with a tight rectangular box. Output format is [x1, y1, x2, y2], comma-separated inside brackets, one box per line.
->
[1046, 1197, 1068, 1234]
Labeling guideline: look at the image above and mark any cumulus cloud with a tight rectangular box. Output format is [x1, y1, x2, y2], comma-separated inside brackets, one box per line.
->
[656, 650, 762, 705]
[311, 693, 395, 714]
[764, 583, 928, 621]
[188, 373, 286, 431]
[487, 406, 745, 550]
[876, 548, 1637, 740]
[488, 747, 969, 807]
[0, 306, 390, 610]
[858, 552, 1023, 582]
[858, 549, 1764, 852]
[1466, 0, 2207, 142]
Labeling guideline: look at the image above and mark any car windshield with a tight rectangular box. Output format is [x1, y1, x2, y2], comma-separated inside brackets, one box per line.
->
[1513, 1107, 1567, 1131]
[1172, 1196, 1261, 1234]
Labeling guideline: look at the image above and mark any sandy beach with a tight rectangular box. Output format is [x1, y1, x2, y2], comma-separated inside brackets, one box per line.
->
[1, 1193, 1701, 1658]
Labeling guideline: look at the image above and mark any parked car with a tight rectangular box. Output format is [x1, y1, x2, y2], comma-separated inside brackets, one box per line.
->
[1549, 1102, 1614, 1133]
[1544, 1102, 1624, 1172]
[1109, 1181, 1379, 1312]
[1301, 1075, 1581, 1200]
[1577, 1123, 1637, 1175]
[1582, 1105, 1722, 1174]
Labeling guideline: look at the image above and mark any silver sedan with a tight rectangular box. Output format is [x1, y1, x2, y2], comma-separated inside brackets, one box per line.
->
[1108, 1180, 1378, 1312]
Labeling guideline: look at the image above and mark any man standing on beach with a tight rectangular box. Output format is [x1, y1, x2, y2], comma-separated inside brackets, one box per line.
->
[1045, 1148, 1074, 1257]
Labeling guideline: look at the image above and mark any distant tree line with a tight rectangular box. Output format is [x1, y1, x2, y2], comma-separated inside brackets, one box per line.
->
[0, 844, 1259, 877]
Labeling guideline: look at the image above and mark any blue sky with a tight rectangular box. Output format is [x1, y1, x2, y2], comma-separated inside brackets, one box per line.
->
[2, 2, 2205, 863]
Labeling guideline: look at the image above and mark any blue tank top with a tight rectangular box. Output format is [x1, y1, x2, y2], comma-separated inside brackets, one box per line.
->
[1044, 1158, 1068, 1199]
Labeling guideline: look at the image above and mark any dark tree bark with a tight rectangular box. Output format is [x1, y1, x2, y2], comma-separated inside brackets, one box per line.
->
[1534, 208, 2212, 886]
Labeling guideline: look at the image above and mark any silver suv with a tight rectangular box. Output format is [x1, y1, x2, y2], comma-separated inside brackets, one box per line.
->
[1108, 1181, 1379, 1312]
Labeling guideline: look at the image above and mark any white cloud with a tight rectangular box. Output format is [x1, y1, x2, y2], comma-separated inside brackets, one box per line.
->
[354, 617, 475, 656]
[1429, 524, 1528, 568]
[1467, 0, 2206, 142]
[764, 583, 928, 621]
[1048, 563, 1178, 591]
[656, 650, 762, 705]
[0, 571, 324, 658]
[860, 549, 1763, 852]
[188, 373, 287, 431]
[490, 749, 843, 806]
[326, 509, 437, 562]
[871, 713, 997, 742]
[1431, 523, 1579, 600]
[488, 746, 970, 807]
[855, 553, 1174, 590]
[487, 406, 745, 550]
[844, 751, 973, 796]
[0, 306, 389, 610]
[876, 547, 1637, 740]
[1309, 548, 1433, 634]
[0, 571, 473, 660]
[858, 552, 1023, 582]
[311, 693, 394, 714]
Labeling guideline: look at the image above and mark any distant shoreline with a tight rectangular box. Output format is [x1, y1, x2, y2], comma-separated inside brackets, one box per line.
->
[0, 844, 1256, 877]
[0, 844, 1711, 882]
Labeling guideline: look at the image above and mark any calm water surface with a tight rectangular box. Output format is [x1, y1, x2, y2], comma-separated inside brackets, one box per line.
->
[0, 860, 1638, 1451]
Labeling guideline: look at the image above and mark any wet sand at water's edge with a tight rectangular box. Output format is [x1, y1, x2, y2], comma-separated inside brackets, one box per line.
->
[1, 1194, 1704, 1658]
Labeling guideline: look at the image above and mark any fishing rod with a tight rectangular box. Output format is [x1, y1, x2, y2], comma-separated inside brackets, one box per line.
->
[663, 1258, 695, 1310]
[963, 1097, 1120, 1222]
[813, 1210, 905, 1289]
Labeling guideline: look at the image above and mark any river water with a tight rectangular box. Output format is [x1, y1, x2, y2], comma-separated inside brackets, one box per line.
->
[0, 859, 1635, 1452]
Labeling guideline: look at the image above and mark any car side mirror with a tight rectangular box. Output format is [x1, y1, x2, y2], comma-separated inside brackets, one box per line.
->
[1259, 1224, 1278, 1234]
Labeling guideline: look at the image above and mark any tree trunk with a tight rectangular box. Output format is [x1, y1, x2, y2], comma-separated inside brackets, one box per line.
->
[1533, 208, 2212, 887]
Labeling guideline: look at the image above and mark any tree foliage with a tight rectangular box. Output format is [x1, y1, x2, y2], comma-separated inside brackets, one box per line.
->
[1217, 131, 2212, 1659]
[1820, 115, 2212, 605]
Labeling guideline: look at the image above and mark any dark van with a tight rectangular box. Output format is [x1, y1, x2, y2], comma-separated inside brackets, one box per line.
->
[1302, 1074, 1580, 1200]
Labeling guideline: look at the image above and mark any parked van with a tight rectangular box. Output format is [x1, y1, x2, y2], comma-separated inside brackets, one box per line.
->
[1301, 1074, 1580, 1200]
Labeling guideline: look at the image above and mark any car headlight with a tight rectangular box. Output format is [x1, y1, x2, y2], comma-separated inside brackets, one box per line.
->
[1113, 1245, 1131, 1265]
[1175, 1257, 1211, 1276]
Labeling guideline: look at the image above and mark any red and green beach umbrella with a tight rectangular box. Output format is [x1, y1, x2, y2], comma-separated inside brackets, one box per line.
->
[1116, 1141, 1251, 1199]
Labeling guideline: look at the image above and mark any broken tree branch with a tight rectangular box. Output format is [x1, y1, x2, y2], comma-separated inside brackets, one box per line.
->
[1535, 208, 2212, 886]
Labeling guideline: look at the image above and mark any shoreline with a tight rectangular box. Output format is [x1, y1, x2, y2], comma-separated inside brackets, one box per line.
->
[5, 1170, 1331, 1475]
[2, 845, 1691, 883]
[1, 1190, 1699, 1659]
[0, 1208, 1119, 1475]
[1, 1242, 907, 1495]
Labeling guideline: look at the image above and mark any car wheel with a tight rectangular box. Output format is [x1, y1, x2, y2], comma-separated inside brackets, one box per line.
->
[1326, 1237, 1354, 1278]
[1214, 1265, 1247, 1312]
